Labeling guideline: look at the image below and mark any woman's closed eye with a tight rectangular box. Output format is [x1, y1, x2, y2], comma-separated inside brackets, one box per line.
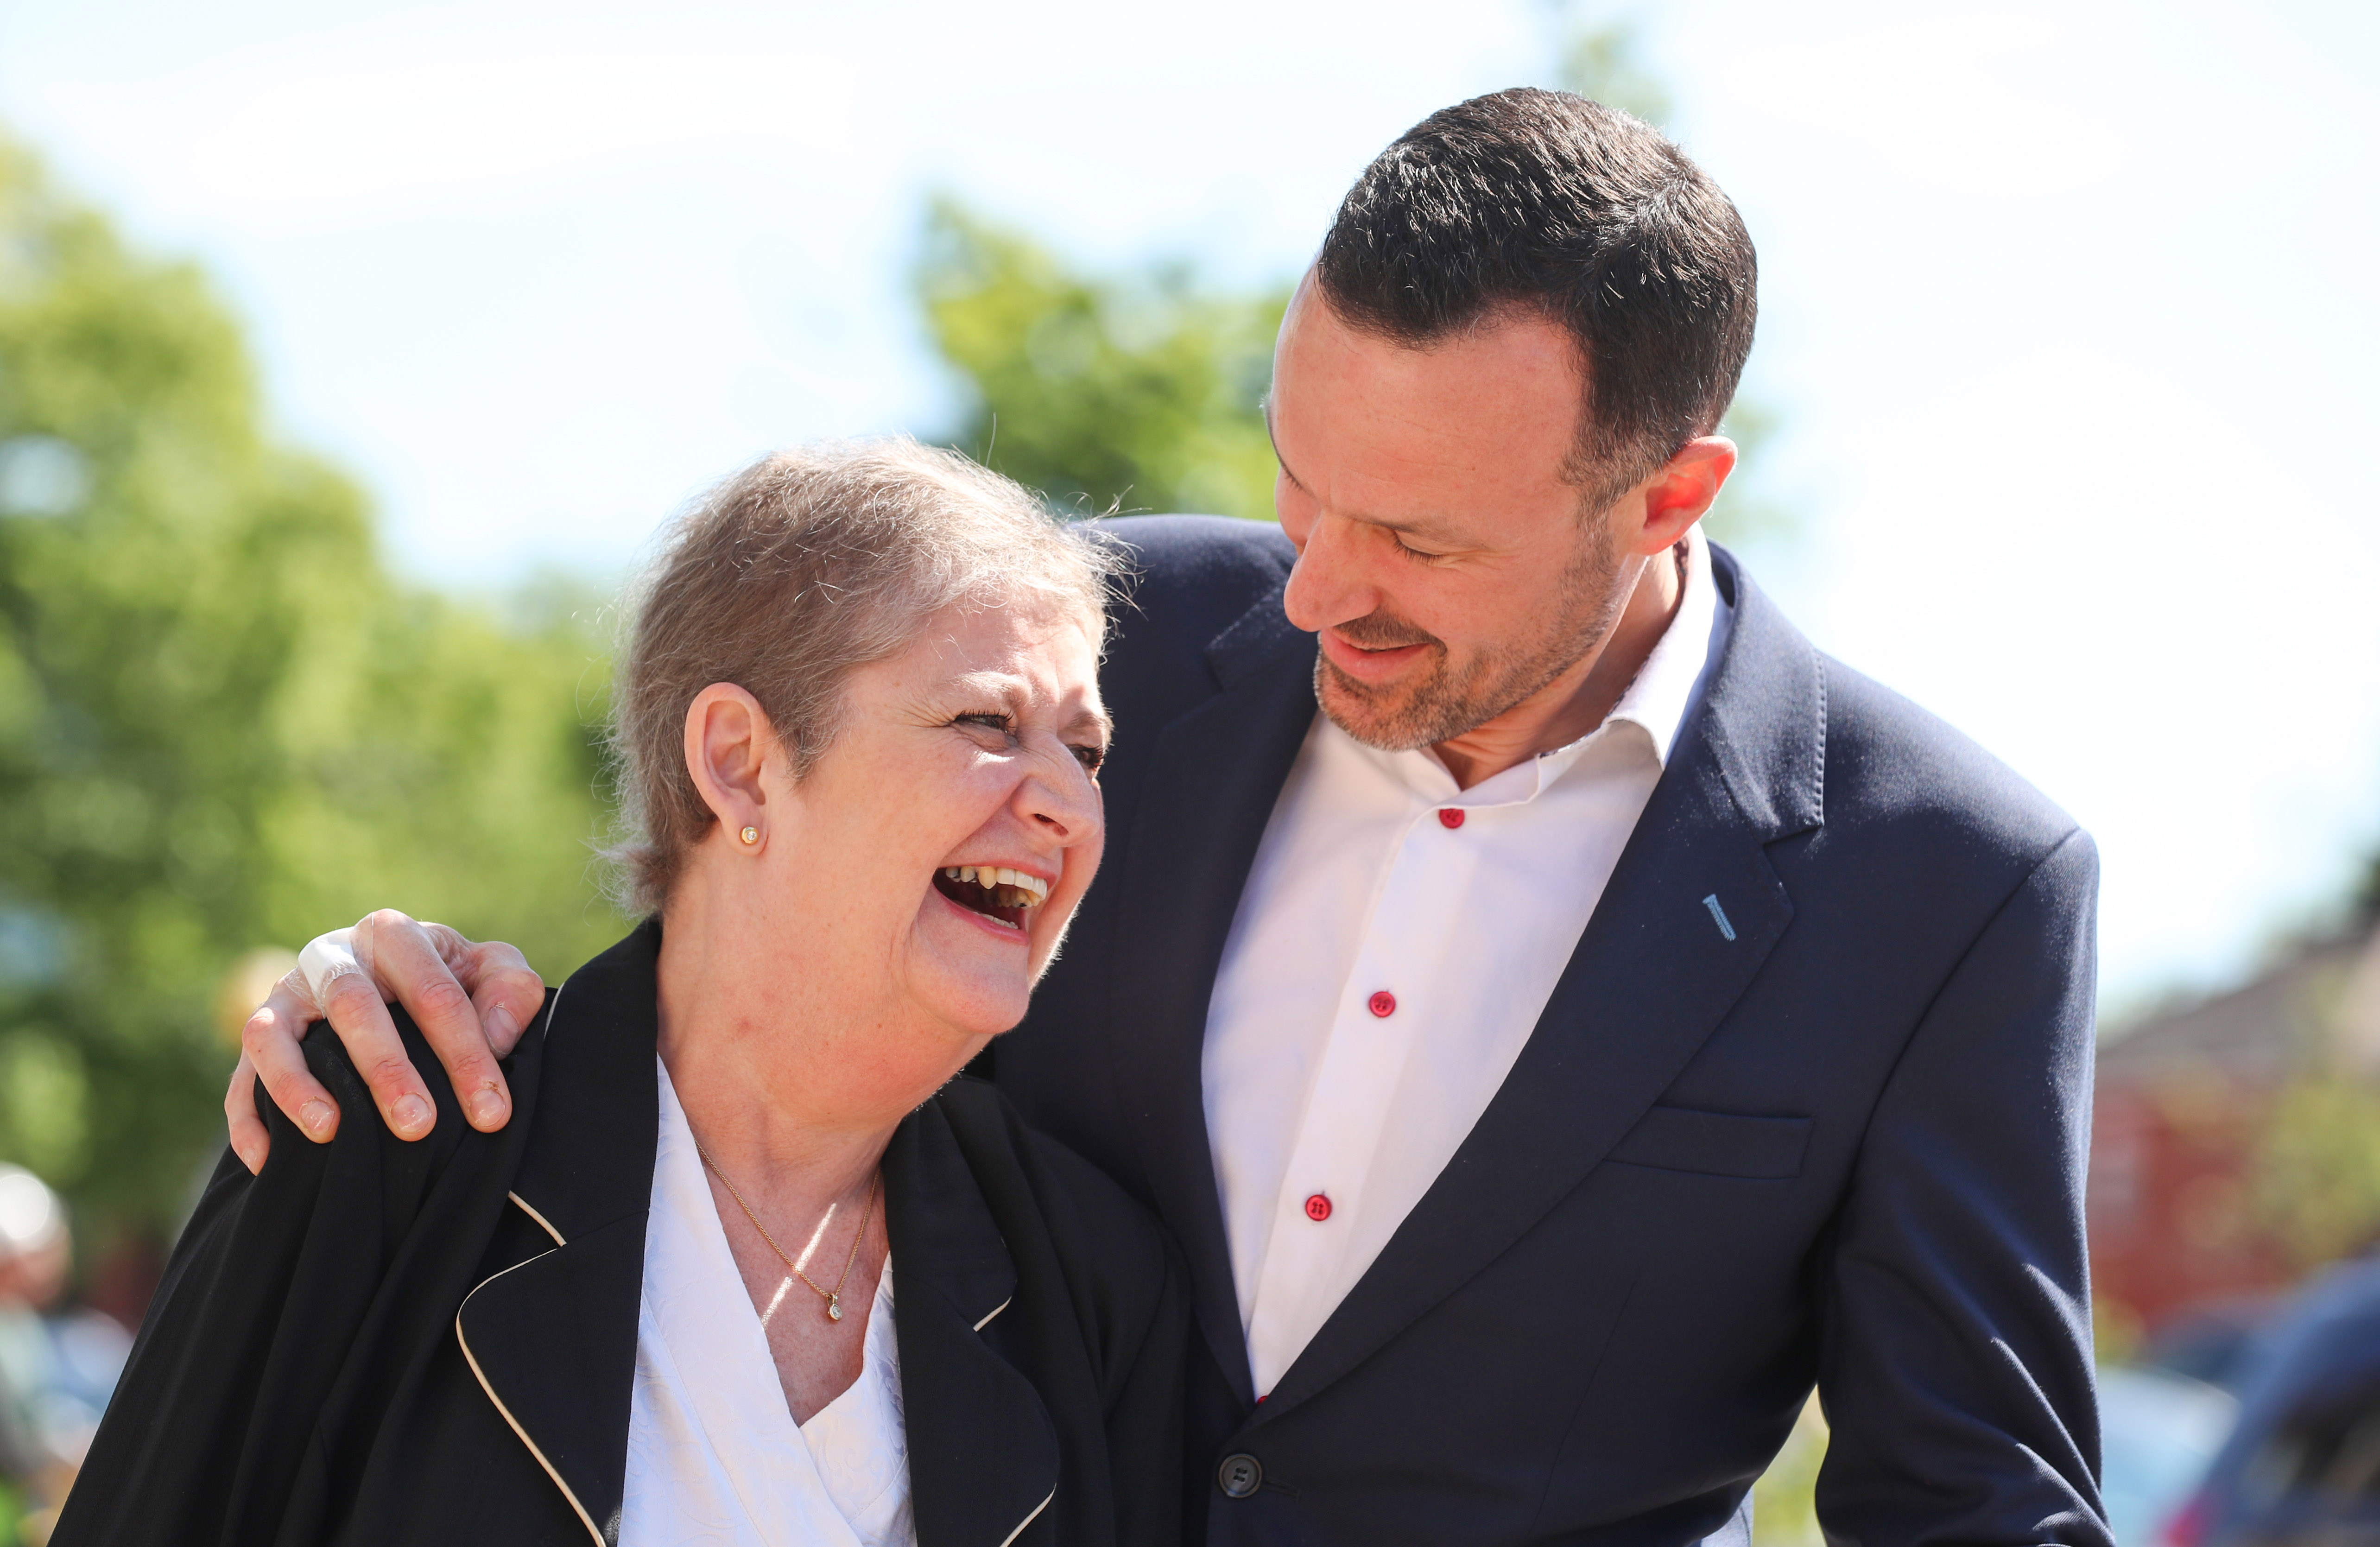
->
[955, 711, 1103, 773]
[954, 711, 1015, 741]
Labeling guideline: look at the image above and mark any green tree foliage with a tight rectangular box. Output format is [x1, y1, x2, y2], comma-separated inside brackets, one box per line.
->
[917, 200, 1287, 522]
[0, 138, 623, 1243]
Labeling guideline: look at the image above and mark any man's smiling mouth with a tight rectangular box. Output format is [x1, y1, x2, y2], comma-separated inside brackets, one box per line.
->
[933, 865, 1050, 931]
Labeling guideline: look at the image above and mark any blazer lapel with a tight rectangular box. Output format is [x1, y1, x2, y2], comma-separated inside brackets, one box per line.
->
[1255, 552, 1827, 1418]
[453, 923, 1080, 1547]
[1110, 582, 1319, 1404]
[883, 1101, 1059, 1547]
[456, 925, 663, 1544]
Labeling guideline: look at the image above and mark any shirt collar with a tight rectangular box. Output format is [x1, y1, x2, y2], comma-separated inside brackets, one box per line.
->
[1589, 524, 1724, 771]
[1328, 526, 1729, 808]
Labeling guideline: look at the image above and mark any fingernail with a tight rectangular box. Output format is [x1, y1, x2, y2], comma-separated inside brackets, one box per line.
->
[392, 1094, 432, 1135]
[300, 1100, 335, 1138]
[486, 1005, 517, 1044]
[469, 1089, 507, 1129]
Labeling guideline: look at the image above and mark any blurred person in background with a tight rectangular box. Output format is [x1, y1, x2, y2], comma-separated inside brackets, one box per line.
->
[233, 90, 2108, 1545]
[0, 1165, 130, 1542]
[52, 443, 1184, 1547]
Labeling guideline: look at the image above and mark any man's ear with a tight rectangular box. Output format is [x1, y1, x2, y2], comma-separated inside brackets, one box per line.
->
[683, 684, 780, 849]
[1621, 437, 1737, 556]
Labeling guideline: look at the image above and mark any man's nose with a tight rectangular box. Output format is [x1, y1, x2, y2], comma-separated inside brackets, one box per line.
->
[1281, 514, 1371, 634]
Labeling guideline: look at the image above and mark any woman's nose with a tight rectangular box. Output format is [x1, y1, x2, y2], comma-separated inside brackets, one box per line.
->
[1022, 754, 1102, 847]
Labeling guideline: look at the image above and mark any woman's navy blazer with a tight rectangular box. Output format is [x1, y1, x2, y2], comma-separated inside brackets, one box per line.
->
[56, 923, 1187, 1547]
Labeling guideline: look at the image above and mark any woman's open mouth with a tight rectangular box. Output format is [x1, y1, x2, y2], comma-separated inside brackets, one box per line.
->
[933, 865, 1050, 932]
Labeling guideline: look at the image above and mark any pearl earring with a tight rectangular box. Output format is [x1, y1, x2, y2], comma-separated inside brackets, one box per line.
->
[739, 825, 760, 846]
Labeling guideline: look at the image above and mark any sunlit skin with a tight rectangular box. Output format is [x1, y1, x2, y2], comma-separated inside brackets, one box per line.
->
[1269, 273, 1738, 789]
[222, 275, 1741, 1188]
[657, 598, 1107, 1420]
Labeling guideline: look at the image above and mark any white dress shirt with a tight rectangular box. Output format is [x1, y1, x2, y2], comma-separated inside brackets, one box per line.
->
[621, 1059, 916, 1547]
[1202, 532, 1734, 1396]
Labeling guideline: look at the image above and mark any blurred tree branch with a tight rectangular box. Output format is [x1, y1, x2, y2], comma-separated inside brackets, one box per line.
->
[917, 200, 1286, 522]
[1550, 10, 1674, 126]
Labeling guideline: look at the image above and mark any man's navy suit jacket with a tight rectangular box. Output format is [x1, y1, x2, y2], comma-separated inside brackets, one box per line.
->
[990, 515, 2108, 1547]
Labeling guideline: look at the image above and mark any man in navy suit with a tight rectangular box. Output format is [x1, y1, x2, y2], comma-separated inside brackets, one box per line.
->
[231, 90, 2108, 1544]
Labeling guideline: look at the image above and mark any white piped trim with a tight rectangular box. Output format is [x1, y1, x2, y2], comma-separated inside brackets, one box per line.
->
[456, 1253, 603, 1546]
[507, 1192, 565, 1246]
[497, 992, 570, 1245]
[997, 1487, 1055, 1547]
[973, 1295, 1012, 1333]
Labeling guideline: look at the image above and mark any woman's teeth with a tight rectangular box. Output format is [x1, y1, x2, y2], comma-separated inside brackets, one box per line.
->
[941, 865, 1049, 905]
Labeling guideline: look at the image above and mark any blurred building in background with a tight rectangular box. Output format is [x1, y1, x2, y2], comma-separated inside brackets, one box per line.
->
[2093, 917, 2380, 1337]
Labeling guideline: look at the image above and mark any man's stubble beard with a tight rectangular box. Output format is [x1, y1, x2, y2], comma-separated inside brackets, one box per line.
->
[1316, 512, 1631, 754]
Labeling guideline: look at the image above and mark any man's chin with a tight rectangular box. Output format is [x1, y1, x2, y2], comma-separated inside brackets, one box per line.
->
[1315, 659, 1456, 754]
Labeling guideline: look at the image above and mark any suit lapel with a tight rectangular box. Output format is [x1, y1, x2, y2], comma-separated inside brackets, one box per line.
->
[456, 1217, 647, 1544]
[1110, 581, 1319, 1403]
[456, 925, 663, 1544]
[883, 1102, 1064, 1547]
[1255, 552, 1827, 1418]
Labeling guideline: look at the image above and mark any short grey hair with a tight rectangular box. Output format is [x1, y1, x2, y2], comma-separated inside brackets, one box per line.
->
[605, 437, 1124, 915]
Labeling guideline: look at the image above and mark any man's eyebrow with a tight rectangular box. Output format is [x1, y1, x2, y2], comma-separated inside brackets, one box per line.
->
[1262, 399, 1303, 492]
[1064, 706, 1115, 742]
[1266, 408, 1470, 545]
[1263, 399, 1473, 545]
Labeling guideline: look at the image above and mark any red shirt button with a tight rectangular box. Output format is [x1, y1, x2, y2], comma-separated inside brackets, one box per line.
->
[1304, 1192, 1333, 1222]
[1367, 990, 1396, 1018]
[1438, 808, 1465, 829]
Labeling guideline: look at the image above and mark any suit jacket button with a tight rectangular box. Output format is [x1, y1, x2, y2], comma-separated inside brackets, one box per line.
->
[1217, 1452, 1264, 1498]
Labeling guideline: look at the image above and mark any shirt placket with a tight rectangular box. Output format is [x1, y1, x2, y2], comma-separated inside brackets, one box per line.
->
[1243, 797, 1474, 1389]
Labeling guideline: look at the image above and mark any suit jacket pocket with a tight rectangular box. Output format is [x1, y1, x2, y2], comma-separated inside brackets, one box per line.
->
[1606, 1105, 1812, 1180]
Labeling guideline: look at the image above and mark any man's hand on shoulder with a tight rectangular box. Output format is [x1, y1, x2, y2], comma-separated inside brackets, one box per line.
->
[226, 911, 545, 1173]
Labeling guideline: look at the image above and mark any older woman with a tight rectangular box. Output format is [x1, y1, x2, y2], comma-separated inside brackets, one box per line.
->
[55, 442, 1184, 1547]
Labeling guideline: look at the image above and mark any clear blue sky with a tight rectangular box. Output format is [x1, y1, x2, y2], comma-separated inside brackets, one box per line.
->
[5, 0, 2375, 1008]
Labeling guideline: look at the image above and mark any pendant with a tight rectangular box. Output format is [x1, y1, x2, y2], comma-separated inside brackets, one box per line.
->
[826, 1293, 843, 1323]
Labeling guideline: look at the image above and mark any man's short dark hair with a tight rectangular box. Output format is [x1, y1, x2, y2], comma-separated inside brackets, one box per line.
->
[1317, 88, 1757, 507]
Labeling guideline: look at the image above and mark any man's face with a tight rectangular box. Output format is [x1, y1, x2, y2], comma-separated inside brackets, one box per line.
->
[1268, 280, 1631, 753]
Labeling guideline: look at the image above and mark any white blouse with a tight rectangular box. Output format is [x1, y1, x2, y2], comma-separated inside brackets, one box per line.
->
[620, 1058, 916, 1547]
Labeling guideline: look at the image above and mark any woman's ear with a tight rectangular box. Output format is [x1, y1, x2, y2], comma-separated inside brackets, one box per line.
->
[683, 684, 784, 851]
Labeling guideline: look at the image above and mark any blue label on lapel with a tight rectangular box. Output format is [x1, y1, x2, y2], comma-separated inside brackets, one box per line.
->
[1702, 894, 1737, 941]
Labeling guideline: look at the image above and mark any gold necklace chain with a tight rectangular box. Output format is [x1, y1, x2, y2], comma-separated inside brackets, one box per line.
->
[692, 1135, 879, 1324]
